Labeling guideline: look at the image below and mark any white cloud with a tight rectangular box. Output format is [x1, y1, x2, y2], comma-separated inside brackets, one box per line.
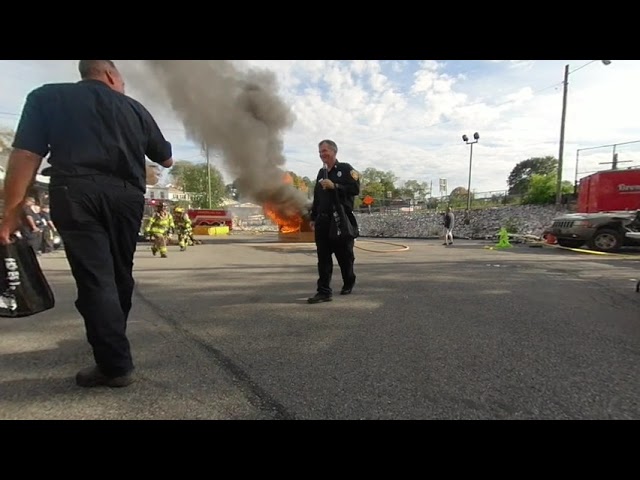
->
[1, 59, 639, 194]
[508, 60, 536, 70]
[390, 61, 407, 73]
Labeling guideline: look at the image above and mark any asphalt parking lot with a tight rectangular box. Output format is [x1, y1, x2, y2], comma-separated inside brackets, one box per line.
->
[1, 233, 639, 420]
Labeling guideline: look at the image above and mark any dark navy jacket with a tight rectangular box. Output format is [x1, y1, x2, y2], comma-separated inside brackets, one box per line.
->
[310, 160, 361, 221]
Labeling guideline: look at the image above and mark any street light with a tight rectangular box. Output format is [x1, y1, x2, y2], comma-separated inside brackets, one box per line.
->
[462, 132, 479, 212]
[555, 60, 612, 208]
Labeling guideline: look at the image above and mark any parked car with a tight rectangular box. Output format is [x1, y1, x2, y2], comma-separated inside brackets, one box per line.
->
[544, 210, 640, 252]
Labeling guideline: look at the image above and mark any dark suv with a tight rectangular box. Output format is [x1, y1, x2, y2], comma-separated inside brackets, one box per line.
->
[544, 210, 640, 252]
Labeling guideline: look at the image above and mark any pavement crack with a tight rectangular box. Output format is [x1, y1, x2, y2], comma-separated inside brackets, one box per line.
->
[133, 283, 296, 420]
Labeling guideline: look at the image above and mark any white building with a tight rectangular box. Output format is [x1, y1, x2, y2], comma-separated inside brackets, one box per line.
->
[145, 184, 194, 203]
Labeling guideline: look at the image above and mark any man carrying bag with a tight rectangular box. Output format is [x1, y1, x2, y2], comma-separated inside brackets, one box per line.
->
[308, 139, 360, 304]
[0, 60, 174, 388]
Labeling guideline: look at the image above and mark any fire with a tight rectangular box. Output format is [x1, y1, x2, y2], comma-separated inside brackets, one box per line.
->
[263, 204, 303, 233]
[262, 172, 311, 234]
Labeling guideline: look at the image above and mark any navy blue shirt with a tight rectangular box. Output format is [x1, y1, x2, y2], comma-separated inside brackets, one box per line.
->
[12, 79, 172, 193]
[310, 160, 361, 221]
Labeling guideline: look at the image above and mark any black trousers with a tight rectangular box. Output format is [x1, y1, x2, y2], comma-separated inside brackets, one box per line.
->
[48, 176, 144, 377]
[314, 215, 356, 295]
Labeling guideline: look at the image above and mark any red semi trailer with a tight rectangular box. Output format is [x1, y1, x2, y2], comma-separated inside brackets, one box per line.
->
[577, 168, 640, 213]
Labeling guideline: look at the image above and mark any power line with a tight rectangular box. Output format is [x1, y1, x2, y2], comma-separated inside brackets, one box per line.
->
[569, 60, 598, 75]
[0, 66, 598, 145]
[0, 60, 614, 154]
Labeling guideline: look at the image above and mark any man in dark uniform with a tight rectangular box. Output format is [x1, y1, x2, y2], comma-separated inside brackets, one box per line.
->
[19, 196, 44, 254]
[0, 60, 174, 388]
[308, 139, 360, 304]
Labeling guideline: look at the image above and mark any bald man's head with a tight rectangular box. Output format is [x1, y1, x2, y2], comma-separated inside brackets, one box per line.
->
[78, 60, 125, 94]
[78, 60, 115, 78]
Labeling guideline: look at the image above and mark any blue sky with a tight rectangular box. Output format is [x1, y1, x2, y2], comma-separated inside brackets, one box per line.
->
[1, 60, 639, 195]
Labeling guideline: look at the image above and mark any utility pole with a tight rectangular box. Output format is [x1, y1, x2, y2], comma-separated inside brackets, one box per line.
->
[555, 64, 570, 209]
[205, 144, 212, 209]
[599, 153, 631, 170]
[556, 61, 612, 208]
[462, 132, 479, 212]
[466, 141, 474, 212]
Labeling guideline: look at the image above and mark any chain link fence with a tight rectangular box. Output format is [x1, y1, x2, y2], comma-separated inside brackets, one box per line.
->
[357, 190, 526, 214]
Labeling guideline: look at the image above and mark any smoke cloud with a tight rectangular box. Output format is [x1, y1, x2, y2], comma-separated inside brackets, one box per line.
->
[119, 60, 311, 219]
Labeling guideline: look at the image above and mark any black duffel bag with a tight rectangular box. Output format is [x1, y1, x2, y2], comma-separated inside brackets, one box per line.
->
[0, 237, 55, 318]
[329, 191, 359, 242]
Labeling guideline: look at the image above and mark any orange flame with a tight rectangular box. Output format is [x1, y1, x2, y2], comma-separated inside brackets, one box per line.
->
[263, 172, 308, 233]
[264, 204, 303, 233]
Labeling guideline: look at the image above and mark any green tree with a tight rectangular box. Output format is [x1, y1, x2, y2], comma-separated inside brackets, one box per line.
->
[360, 167, 398, 205]
[449, 186, 471, 200]
[301, 176, 314, 198]
[507, 156, 558, 195]
[286, 170, 309, 194]
[397, 179, 429, 201]
[523, 174, 555, 204]
[361, 167, 398, 192]
[361, 181, 386, 203]
[523, 174, 573, 204]
[426, 197, 440, 209]
[170, 160, 226, 209]
[448, 186, 473, 208]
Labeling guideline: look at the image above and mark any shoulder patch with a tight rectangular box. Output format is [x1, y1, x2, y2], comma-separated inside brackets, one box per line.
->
[350, 169, 359, 181]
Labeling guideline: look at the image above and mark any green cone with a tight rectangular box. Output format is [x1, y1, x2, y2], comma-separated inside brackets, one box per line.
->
[495, 227, 512, 249]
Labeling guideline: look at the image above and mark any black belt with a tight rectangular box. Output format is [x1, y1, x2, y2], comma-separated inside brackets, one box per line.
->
[50, 174, 143, 192]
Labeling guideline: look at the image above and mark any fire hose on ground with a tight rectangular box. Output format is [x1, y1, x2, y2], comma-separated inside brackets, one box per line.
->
[354, 238, 410, 253]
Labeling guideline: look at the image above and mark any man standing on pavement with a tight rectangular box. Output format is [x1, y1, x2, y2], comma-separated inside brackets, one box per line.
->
[19, 196, 44, 254]
[307, 139, 360, 304]
[443, 206, 455, 245]
[0, 60, 174, 388]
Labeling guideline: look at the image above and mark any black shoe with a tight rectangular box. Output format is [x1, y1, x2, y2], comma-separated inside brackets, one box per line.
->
[307, 293, 332, 304]
[75, 366, 135, 388]
[340, 286, 353, 295]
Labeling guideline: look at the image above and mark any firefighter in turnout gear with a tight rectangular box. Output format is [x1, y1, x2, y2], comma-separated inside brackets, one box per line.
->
[145, 203, 175, 258]
[173, 207, 193, 251]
